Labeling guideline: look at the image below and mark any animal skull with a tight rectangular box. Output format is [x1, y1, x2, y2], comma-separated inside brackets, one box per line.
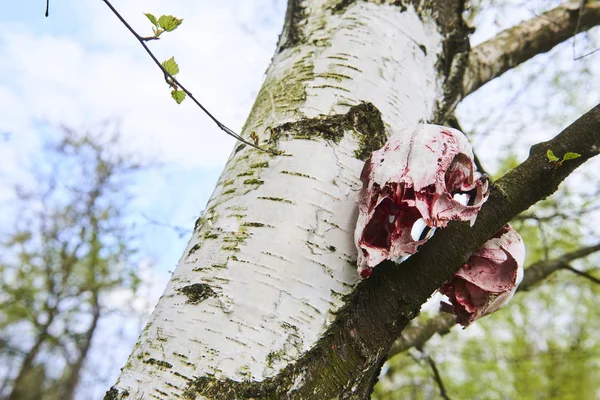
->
[354, 124, 489, 278]
[440, 224, 525, 327]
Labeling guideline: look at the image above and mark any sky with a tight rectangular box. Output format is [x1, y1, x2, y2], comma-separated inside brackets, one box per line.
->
[0, 1, 286, 398]
[0, 0, 599, 398]
[0, 0, 286, 276]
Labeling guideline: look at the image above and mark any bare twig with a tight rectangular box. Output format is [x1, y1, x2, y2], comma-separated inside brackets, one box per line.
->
[389, 314, 456, 356]
[464, 0, 600, 98]
[573, 0, 600, 59]
[141, 213, 191, 238]
[537, 220, 551, 261]
[425, 355, 452, 400]
[562, 264, 600, 285]
[514, 205, 600, 222]
[101, 0, 281, 155]
[573, 0, 587, 46]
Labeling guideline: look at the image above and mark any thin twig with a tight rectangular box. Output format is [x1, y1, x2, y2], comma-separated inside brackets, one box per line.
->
[571, 0, 600, 60]
[141, 213, 191, 238]
[562, 264, 600, 285]
[101, 0, 280, 155]
[573, 0, 586, 58]
[45, 0, 50, 17]
[573, 44, 600, 60]
[425, 355, 452, 400]
[537, 220, 551, 261]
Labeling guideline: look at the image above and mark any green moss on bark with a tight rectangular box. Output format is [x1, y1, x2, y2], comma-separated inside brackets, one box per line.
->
[269, 103, 387, 161]
[243, 179, 265, 185]
[349, 103, 388, 160]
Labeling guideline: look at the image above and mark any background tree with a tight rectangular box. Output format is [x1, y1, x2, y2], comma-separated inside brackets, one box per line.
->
[0, 126, 148, 400]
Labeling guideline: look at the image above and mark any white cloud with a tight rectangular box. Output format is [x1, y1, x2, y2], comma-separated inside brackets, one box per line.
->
[0, 0, 285, 168]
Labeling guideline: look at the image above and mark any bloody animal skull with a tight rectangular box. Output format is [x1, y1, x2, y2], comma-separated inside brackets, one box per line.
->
[440, 224, 525, 327]
[354, 124, 489, 278]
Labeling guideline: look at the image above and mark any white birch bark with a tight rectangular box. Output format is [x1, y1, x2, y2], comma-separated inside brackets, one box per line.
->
[109, 1, 455, 398]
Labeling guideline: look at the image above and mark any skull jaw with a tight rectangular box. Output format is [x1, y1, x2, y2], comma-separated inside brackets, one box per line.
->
[440, 225, 525, 327]
[356, 183, 426, 271]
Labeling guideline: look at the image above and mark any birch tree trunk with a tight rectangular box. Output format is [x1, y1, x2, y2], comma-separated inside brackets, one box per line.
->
[105, 0, 582, 398]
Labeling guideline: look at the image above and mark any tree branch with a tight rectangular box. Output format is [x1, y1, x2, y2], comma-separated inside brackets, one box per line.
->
[463, 0, 600, 98]
[176, 104, 600, 399]
[520, 242, 600, 290]
[425, 355, 452, 400]
[388, 314, 456, 356]
[387, 242, 600, 359]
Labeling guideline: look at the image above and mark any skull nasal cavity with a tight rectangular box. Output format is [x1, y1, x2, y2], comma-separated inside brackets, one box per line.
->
[445, 153, 473, 192]
[361, 198, 396, 248]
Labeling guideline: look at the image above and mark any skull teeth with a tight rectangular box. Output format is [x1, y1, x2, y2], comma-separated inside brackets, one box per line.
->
[410, 218, 428, 241]
[410, 218, 436, 242]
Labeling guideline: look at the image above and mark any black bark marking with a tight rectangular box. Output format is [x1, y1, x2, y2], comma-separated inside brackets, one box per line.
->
[178, 283, 217, 305]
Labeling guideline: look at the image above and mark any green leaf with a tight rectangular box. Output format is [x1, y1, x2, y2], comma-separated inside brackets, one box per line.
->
[546, 149, 559, 162]
[144, 13, 158, 27]
[562, 152, 581, 161]
[158, 15, 183, 32]
[171, 90, 186, 104]
[161, 56, 179, 76]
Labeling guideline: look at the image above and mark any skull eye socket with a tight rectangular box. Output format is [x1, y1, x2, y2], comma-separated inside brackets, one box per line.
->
[445, 153, 473, 192]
